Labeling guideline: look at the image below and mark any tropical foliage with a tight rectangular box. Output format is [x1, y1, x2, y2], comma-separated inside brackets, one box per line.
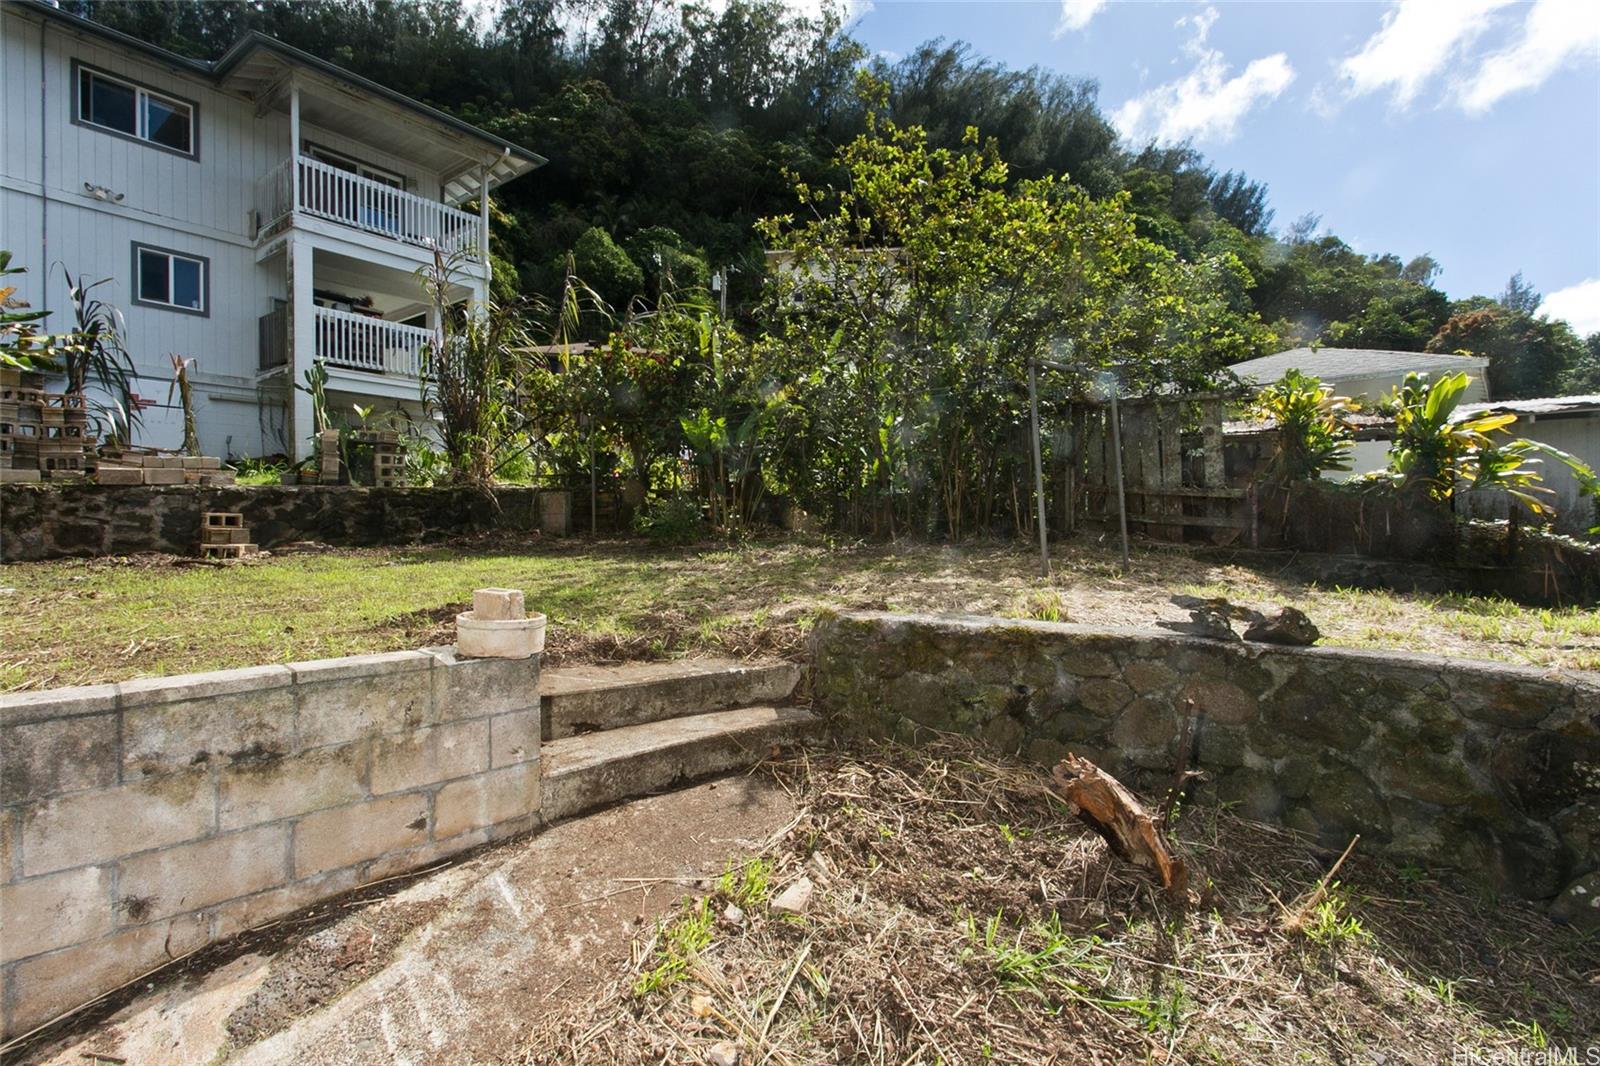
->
[1252, 369, 1358, 482]
[1364, 372, 1597, 519]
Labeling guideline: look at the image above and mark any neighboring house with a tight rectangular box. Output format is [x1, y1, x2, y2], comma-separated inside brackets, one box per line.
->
[1228, 347, 1490, 404]
[1455, 395, 1600, 531]
[2, 1, 544, 460]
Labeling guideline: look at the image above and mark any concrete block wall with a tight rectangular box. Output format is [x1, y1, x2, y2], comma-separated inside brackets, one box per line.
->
[0, 646, 541, 1038]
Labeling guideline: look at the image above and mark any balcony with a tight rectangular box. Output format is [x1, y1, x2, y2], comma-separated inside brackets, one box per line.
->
[259, 305, 430, 380]
[256, 155, 481, 257]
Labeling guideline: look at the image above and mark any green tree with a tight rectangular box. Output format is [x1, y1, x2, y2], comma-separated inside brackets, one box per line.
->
[569, 227, 644, 322]
[1426, 307, 1581, 399]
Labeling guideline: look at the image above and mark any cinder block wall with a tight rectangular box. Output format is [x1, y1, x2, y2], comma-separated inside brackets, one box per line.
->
[0, 647, 541, 1038]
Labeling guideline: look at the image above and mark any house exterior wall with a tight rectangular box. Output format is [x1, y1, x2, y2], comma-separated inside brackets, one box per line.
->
[1459, 413, 1600, 532]
[1327, 371, 1490, 405]
[1, 8, 483, 459]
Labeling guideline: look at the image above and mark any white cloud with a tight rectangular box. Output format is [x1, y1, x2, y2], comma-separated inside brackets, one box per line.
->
[1457, 0, 1600, 113]
[1338, 0, 1513, 108]
[1111, 8, 1293, 145]
[1540, 278, 1600, 336]
[1054, 0, 1108, 37]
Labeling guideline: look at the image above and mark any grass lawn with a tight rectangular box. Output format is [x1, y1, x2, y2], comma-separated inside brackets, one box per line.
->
[4, 536, 1599, 691]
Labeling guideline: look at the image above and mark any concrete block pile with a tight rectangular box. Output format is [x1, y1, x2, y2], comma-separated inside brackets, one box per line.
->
[199, 511, 257, 558]
[0, 371, 94, 482]
[96, 451, 237, 487]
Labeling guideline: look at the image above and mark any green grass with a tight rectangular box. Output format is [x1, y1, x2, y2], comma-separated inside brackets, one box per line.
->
[4, 537, 1597, 690]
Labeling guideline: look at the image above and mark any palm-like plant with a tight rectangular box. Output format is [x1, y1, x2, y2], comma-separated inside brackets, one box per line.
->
[1252, 368, 1359, 482]
[1373, 371, 1597, 518]
[1, 252, 66, 372]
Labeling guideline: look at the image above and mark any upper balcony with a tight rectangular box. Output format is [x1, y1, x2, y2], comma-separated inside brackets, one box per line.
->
[256, 155, 482, 258]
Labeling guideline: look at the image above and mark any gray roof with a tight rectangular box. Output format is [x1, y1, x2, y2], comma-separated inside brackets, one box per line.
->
[1458, 395, 1600, 419]
[1228, 347, 1489, 384]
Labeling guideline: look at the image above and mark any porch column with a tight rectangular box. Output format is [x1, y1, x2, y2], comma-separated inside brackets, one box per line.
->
[289, 83, 301, 215]
[287, 234, 316, 463]
[478, 165, 491, 286]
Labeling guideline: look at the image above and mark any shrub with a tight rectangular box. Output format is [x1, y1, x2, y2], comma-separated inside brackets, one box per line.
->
[633, 493, 707, 544]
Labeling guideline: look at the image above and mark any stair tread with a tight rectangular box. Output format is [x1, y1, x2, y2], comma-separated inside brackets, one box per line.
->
[540, 657, 794, 698]
[542, 704, 814, 777]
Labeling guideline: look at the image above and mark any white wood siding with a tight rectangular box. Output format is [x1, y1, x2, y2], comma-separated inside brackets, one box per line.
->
[2, 7, 466, 457]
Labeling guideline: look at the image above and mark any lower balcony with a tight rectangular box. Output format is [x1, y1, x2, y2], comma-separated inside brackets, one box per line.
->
[259, 304, 430, 383]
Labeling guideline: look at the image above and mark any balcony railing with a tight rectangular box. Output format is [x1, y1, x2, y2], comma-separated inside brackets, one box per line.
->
[314, 306, 429, 378]
[257, 306, 429, 379]
[256, 155, 480, 256]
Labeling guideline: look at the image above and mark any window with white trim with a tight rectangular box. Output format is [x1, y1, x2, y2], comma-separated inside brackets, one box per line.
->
[76, 65, 195, 156]
[132, 245, 208, 315]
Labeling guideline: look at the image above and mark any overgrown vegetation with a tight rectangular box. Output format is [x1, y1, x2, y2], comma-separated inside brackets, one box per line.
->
[1251, 368, 1358, 482]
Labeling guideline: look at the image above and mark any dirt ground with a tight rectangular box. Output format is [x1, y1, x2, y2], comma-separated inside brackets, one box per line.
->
[527, 741, 1600, 1065]
[17, 774, 797, 1066]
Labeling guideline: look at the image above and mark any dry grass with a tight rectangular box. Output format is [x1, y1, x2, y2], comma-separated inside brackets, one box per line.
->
[523, 739, 1600, 1065]
[3, 535, 1599, 691]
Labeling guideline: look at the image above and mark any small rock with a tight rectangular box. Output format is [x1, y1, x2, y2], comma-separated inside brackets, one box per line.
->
[707, 1041, 741, 1066]
[1184, 605, 1241, 641]
[1243, 606, 1320, 646]
[771, 877, 815, 915]
[1549, 871, 1600, 933]
[722, 903, 746, 926]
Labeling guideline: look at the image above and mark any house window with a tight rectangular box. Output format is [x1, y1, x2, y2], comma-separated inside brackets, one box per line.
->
[74, 63, 196, 158]
[132, 244, 208, 315]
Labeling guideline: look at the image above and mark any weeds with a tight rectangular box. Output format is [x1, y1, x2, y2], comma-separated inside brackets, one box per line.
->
[633, 897, 715, 997]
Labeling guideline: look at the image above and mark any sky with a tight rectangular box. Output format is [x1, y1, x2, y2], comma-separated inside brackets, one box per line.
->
[841, 0, 1600, 334]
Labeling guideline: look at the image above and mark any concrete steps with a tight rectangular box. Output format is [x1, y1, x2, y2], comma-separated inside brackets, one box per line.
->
[540, 658, 802, 740]
[537, 658, 816, 821]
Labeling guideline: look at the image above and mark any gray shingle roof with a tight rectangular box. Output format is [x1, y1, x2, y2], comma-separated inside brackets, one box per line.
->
[1228, 347, 1489, 384]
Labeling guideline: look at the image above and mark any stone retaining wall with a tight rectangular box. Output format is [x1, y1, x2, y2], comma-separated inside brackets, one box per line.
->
[0, 647, 542, 1038]
[810, 611, 1600, 912]
[0, 484, 551, 562]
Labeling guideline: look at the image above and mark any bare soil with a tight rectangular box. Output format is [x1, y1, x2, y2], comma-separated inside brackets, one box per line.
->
[525, 740, 1600, 1065]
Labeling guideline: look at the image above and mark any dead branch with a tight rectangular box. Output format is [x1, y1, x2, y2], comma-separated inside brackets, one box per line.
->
[1049, 755, 1190, 901]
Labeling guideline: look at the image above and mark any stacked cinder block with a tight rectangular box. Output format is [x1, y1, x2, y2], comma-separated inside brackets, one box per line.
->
[0, 372, 93, 482]
[352, 429, 406, 488]
[317, 429, 341, 484]
[199, 511, 256, 558]
[96, 452, 236, 487]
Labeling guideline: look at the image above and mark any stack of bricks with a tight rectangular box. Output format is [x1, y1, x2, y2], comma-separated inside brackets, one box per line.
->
[317, 429, 341, 484]
[199, 511, 257, 558]
[352, 429, 406, 488]
[0, 371, 95, 482]
[96, 452, 237, 487]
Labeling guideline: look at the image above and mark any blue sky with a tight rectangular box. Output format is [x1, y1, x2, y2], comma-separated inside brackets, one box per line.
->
[842, 0, 1600, 333]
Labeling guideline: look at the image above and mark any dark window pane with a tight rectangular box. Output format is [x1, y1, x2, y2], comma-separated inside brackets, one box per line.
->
[138, 250, 169, 304]
[85, 72, 136, 135]
[172, 257, 202, 310]
[145, 95, 191, 153]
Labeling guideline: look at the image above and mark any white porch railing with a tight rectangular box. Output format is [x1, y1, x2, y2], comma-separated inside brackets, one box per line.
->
[256, 155, 481, 256]
[315, 306, 430, 378]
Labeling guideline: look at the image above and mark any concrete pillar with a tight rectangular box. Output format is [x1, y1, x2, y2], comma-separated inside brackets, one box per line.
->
[288, 235, 316, 463]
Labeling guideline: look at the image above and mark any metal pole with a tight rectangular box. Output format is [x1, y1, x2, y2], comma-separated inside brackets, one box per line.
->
[1027, 359, 1049, 577]
[1108, 388, 1131, 572]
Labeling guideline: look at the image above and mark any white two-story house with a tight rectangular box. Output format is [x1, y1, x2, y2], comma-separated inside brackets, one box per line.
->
[1, 0, 544, 461]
